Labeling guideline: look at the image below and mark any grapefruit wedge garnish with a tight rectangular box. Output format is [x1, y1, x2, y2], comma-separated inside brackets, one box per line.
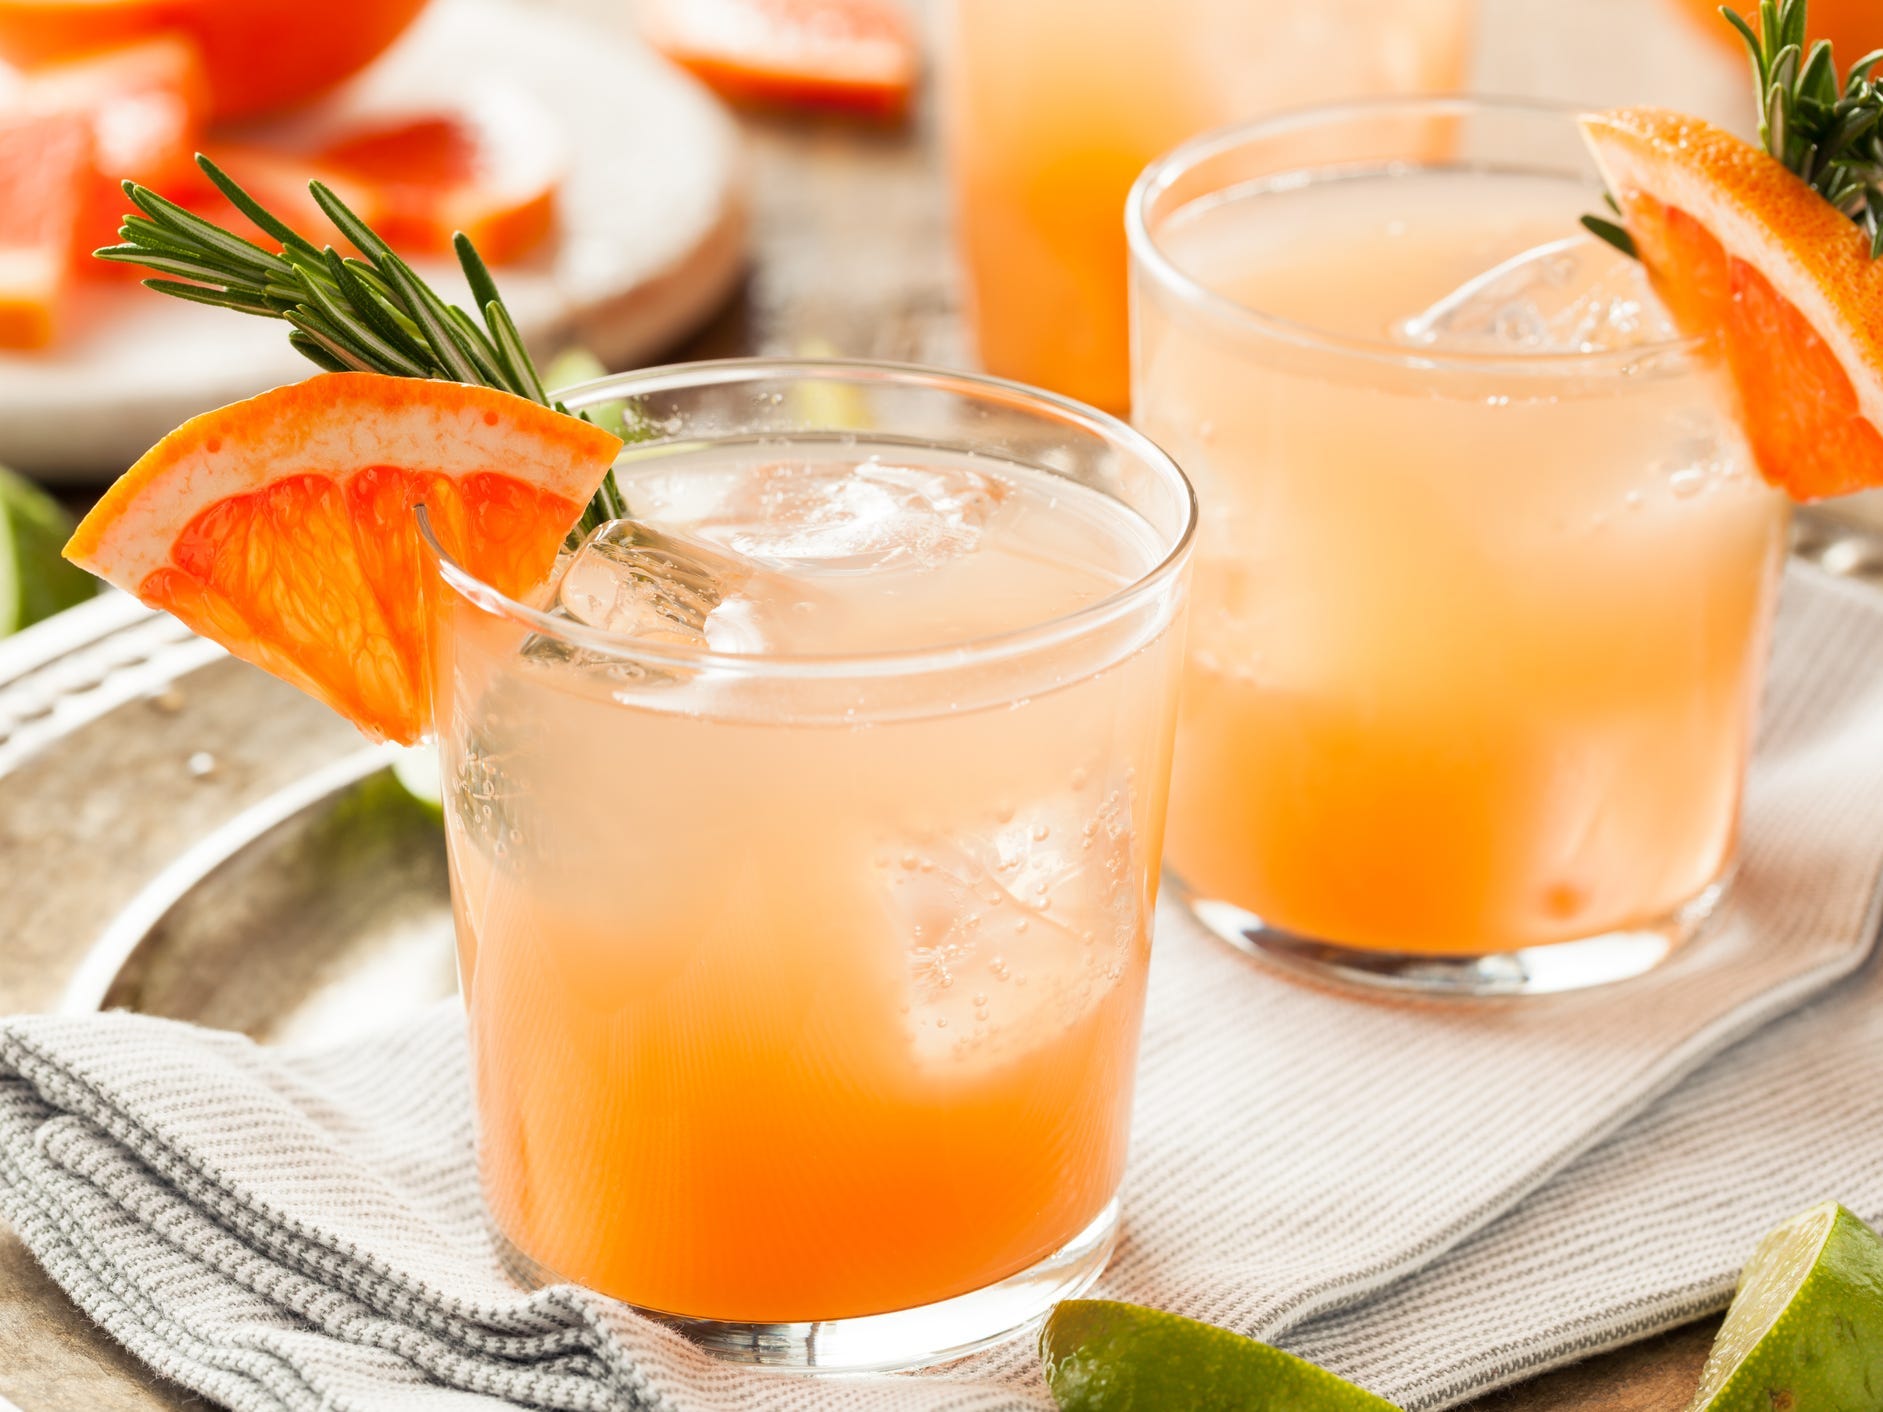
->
[65, 373, 622, 744]
[1583, 107, 1883, 501]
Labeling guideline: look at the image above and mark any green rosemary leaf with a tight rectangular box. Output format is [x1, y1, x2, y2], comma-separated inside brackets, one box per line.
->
[1581, 214, 1639, 260]
[123, 184, 291, 279]
[454, 233, 505, 319]
[444, 305, 513, 391]
[324, 248, 433, 367]
[338, 259, 430, 346]
[307, 180, 397, 265]
[376, 253, 481, 385]
[284, 310, 380, 373]
[485, 299, 548, 405]
[288, 329, 354, 373]
[114, 248, 264, 286]
[194, 156, 325, 259]
[296, 264, 433, 378]
[1801, 39, 1840, 104]
[139, 279, 278, 317]
[1724, 7, 1764, 66]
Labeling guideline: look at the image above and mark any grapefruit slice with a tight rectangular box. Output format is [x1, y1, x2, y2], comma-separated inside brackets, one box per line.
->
[64, 373, 622, 743]
[639, 0, 917, 123]
[316, 91, 562, 265]
[16, 36, 211, 268]
[0, 107, 92, 349]
[1583, 106, 1883, 501]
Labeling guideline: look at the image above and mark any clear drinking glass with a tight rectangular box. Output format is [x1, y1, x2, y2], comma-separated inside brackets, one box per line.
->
[421, 361, 1195, 1369]
[938, 0, 1474, 414]
[1127, 99, 1790, 995]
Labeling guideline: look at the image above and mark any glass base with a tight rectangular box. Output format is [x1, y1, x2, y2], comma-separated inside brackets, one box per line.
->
[496, 1197, 1119, 1373]
[1177, 874, 1729, 997]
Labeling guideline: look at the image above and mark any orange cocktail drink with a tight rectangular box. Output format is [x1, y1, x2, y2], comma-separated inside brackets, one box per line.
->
[426, 362, 1194, 1368]
[939, 0, 1473, 413]
[1129, 100, 1789, 994]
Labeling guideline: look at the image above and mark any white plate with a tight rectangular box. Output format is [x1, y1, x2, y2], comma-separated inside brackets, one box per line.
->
[0, 0, 747, 481]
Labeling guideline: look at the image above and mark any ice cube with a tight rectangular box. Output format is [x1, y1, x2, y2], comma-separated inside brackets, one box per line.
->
[1396, 235, 1679, 355]
[688, 458, 1008, 574]
[552, 517, 819, 656]
[880, 780, 1138, 1071]
[556, 519, 748, 648]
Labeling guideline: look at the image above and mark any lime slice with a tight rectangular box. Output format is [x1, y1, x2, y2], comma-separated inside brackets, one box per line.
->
[390, 745, 444, 819]
[1689, 1202, 1883, 1411]
[1041, 1300, 1400, 1411]
[0, 465, 95, 636]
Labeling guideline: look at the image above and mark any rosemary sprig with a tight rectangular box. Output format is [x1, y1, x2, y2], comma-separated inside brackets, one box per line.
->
[1584, 0, 1883, 261]
[97, 155, 626, 535]
[1727, 0, 1883, 256]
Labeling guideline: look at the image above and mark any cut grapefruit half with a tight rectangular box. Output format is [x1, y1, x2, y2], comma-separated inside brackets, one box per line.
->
[0, 0, 431, 121]
[65, 373, 622, 743]
[1583, 106, 1883, 501]
[0, 107, 92, 349]
[639, 0, 917, 123]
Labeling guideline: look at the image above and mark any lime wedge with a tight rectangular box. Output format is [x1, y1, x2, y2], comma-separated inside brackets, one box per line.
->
[390, 745, 444, 819]
[1689, 1202, 1883, 1411]
[1041, 1300, 1400, 1411]
[0, 465, 94, 636]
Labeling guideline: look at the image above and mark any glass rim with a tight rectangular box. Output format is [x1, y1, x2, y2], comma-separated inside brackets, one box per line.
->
[1124, 93, 1706, 375]
[418, 357, 1198, 680]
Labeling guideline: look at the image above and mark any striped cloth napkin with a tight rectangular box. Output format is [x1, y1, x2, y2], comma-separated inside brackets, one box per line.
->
[2, 561, 1882, 1412]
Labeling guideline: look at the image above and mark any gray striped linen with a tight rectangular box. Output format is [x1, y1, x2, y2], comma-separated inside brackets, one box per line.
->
[2, 561, 1882, 1412]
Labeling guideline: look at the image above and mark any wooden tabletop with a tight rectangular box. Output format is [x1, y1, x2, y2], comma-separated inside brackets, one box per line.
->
[3, 0, 1761, 1406]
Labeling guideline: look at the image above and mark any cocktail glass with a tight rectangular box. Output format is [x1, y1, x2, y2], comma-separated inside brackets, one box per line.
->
[419, 360, 1195, 1368]
[938, 0, 1474, 413]
[1127, 99, 1790, 995]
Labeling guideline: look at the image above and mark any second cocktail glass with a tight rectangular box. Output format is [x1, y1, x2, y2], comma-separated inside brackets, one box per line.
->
[423, 361, 1195, 1369]
[1128, 99, 1790, 994]
[940, 0, 1473, 412]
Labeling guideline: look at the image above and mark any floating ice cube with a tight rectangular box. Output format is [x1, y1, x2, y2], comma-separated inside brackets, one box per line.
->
[687, 458, 1008, 574]
[554, 519, 784, 654]
[1396, 235, 1679, 355]
[881, 780, 1138, 1070]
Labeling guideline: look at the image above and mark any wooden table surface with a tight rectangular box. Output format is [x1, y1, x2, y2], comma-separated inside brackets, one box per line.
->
[3, 0, 1771, 1406]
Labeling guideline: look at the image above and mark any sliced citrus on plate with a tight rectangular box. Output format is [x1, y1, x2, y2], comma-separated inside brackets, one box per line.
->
[16, 35, 211, 267]
[639, 0, 917, 123]
[1583, 106, 1883, 501]
[64, 373, 621, 744]
[0, 106, 92, 350]
[316, 92, 563, 265]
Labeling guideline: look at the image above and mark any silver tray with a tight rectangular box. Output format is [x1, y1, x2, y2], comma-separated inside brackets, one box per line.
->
[2, 509, 1880, 1411]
